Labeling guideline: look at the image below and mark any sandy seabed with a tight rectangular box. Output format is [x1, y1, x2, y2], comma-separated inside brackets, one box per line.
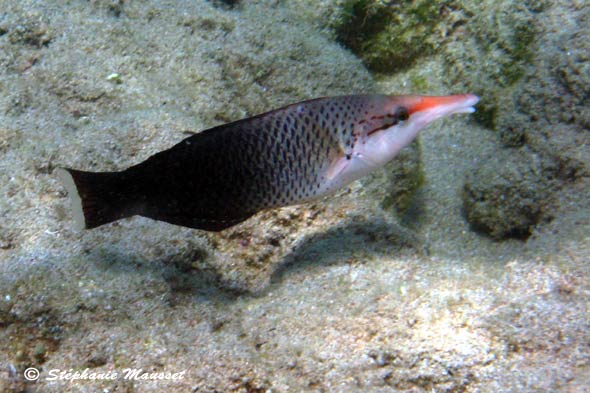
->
[0, 0, 588, 391]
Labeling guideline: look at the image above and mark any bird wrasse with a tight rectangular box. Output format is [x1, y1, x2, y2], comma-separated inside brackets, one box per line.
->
[56, 94, 479, 231]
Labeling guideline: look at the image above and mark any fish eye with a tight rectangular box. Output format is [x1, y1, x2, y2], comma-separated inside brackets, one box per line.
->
[395, 107, 409, 121]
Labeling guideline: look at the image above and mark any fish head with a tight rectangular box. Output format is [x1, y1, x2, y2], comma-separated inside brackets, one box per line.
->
[324, 94, 479, 190]
[354, 94, 479, 168]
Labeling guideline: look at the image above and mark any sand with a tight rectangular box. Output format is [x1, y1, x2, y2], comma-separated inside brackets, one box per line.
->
[0, 0, 588, 391]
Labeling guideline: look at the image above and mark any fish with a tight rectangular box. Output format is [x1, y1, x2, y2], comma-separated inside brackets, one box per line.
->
[56, 94, 479, 231]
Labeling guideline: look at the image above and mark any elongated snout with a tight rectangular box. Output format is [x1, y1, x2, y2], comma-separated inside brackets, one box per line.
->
[380, 94, 478, 131]
[407, 94, 479, 115]
[403, 94, 480, 127]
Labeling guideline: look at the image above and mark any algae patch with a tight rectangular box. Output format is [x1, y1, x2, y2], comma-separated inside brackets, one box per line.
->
[333, 0, 444, 72]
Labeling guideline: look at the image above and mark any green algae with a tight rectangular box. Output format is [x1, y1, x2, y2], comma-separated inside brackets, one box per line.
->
[334, 0, 445, 73]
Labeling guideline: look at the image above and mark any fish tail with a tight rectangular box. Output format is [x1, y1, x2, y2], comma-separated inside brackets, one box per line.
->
[55, 168, 139, 230]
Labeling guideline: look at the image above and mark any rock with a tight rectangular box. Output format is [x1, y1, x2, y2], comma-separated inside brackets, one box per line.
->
[462, 151, 553, 239]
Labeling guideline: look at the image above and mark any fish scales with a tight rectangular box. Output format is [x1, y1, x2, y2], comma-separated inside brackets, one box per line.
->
[57, 94, 479, 231]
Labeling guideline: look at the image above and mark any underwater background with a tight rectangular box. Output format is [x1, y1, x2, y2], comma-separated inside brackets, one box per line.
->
[0, 0, 588, 391]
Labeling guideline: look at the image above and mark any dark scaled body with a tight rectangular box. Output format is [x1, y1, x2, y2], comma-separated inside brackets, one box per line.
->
[58, 96, 384, 231]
